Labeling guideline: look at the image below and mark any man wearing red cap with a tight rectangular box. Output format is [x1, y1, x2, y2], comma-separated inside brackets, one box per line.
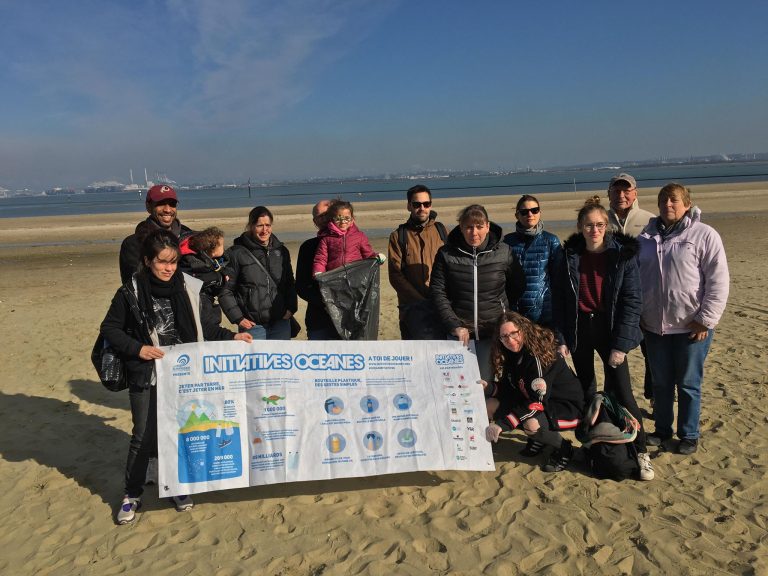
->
[119, 184, 193, 284]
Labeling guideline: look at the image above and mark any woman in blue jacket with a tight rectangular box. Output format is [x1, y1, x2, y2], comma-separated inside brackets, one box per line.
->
[557, 196, 653, 480]
[503, 195, 563, 327]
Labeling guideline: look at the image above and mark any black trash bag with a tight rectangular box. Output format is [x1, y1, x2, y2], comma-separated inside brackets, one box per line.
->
[316, 258, 380, 340]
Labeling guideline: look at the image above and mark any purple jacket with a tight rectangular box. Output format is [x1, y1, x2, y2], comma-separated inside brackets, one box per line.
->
[637, 207, 729, 335]
[313, 221, 376, 274]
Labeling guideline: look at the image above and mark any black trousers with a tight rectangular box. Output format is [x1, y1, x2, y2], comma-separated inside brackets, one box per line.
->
[572, 311, 646, 452]
[125, 384, 157, 497]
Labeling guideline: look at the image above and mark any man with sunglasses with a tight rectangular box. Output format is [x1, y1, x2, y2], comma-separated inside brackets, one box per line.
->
[387, 184, 448, 338]
[607, 173, 654, 236]
[119, 184, 194, 284]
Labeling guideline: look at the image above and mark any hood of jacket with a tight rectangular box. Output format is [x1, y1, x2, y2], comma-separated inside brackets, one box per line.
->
[318, 221, 362, 239]
[643, 206, 702, 238]
[563, 231, 639, 260]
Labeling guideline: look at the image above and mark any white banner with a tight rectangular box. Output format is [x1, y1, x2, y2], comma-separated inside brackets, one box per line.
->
[155, 340, 495, 497]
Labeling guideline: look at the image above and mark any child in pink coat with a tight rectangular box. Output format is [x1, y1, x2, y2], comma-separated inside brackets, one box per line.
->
[313, 200, 382, 274]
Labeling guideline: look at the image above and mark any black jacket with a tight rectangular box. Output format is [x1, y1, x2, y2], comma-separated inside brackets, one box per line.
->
[178, 250, 226, 327]
[490, 348, 585, 431]
[119, 217, 193, 284]
[556, 232, 642, 353]
[99, 273, 235, 389]
[430, 222, 525, 339]
[296, 235, 338, 335]
[219, 233, 298, 326]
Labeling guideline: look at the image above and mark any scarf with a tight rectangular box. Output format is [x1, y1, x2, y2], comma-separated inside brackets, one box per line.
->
[136, 270, 198, 343]
[515, 221, 543, 237]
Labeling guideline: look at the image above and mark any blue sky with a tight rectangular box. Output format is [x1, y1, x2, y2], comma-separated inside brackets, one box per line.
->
[1, 0, 767, 189]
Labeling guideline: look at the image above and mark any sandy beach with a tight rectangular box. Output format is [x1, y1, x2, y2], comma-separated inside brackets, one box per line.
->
[1, 183, 767, 575]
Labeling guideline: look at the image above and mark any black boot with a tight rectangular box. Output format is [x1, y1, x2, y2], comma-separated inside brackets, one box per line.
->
[542, 439, 573, 473]
[520, 438, 545, 457]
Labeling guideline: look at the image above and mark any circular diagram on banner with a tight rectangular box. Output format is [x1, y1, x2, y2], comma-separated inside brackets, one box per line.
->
[324, 397, 345, 415]
[397, 428, 417, 448]
[362, 431, 384, 451]
[393, 393, 412, 411]
[360, 395, 379, 414]
[326, 433, 346, 454]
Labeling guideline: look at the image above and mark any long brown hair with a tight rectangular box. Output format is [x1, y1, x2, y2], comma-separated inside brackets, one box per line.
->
[490, 311, 557, 379]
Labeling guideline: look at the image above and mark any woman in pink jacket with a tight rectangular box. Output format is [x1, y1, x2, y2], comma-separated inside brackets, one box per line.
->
[637, 183, 729, 455]
[312, 200, 378, 274]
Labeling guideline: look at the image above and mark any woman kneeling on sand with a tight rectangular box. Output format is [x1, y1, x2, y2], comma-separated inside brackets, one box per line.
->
[100, 229, 252, 524]
[484, 311, 584, 472]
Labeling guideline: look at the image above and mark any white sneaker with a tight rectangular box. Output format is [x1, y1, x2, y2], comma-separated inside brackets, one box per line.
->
[172, 494, 194, 511]
[117, 495, 141, 524]
[637, 452, 655, 481]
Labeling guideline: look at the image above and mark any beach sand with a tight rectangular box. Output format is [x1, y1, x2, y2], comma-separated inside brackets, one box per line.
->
[0, 183, 767, 574]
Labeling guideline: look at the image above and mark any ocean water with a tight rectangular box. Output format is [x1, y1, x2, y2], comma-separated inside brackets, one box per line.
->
[1, 162, 767, 220]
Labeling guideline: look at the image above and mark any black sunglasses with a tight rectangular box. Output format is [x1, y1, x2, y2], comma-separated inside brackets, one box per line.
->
[410, 200, 432, 209]
[517, 206, 540, 216]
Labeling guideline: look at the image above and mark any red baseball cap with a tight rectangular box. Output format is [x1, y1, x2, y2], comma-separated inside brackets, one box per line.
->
[146, 184, 178, 204]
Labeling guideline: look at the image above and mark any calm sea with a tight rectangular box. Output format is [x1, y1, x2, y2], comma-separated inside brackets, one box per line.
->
[2, 162, 767, 220]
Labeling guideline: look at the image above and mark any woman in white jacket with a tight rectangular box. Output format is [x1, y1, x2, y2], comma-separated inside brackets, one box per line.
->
[637, 183, 729, 455]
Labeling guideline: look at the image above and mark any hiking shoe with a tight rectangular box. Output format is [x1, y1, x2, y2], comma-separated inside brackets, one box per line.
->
[637, 452, 654, 481]
[542, 440, 573, 473]
[172, 494, 194, 511]
[145, 457, 158, 485]
[520, 438, 545, 457]
[117, 495, 141, 524]
[646, 433, 672, 447]
[678, 439, 698, 455]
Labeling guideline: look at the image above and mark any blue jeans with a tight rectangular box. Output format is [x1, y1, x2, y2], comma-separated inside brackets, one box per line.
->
[644, 329, 713, 441]
[241, 318, 291, 340]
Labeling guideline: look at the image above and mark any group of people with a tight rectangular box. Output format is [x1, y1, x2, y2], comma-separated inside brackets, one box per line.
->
[385, 176, 729, 482]
[100, 173, 729, 524]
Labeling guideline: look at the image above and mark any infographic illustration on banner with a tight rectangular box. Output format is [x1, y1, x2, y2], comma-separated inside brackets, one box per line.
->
[156, 340, 495, 497]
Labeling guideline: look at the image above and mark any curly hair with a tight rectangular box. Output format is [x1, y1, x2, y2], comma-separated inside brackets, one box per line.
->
[188, 226, 224, 256]
[490, 311, 557, 380]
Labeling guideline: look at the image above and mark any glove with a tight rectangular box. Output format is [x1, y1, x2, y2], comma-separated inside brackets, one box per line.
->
[485, 423, 503, 443]
[608, 349, 626, 368]
[375, 252, 387, 265]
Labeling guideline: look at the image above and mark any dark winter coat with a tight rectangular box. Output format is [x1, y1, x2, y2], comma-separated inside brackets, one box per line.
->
[178, 240, 227, 327]
[99, 273, 235, 389]
[556, 232, 642, 354]
[489, 348, 585, 431]
[503, 227, 563, 325]
[296, 235, 338, 335]
[430, 223, 525, 339]
[219, 233, 298, 326]
[118, 217, 193, 284]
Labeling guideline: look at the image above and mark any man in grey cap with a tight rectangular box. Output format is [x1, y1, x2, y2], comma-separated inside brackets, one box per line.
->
[607, 173, 654, 236]
[607, 172, 655, 405]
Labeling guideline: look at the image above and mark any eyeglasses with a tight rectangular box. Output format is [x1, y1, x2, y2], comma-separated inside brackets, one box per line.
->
[583, 222, 607, 231]
[610, 186, 637, 195]
[499, 330, 521, 342]
[410, 201, 432, 209]
[333, 216, 352, 223]
[517, 207, 540, 216]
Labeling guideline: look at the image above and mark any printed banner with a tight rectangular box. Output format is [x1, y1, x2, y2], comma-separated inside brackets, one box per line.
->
[155, 340, 495, 497]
